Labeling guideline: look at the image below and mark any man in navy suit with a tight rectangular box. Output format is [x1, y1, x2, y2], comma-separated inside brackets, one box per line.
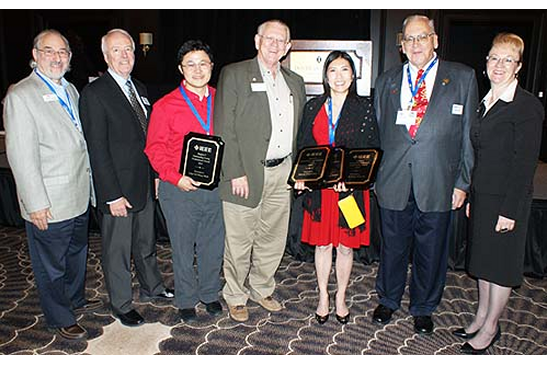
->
[372, 15, 478, 334]
[79, 29, 173, 327]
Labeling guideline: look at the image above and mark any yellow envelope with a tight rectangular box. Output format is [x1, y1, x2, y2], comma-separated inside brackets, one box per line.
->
[337, 194, 365, 229]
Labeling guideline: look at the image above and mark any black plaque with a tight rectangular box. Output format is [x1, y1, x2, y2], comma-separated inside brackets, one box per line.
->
[180, 132, 224, 190]
[289, 146, 382, 190]
[322, 147, 345, 186]
[288, 146, 330, 189]
[344, 148, 383, 189]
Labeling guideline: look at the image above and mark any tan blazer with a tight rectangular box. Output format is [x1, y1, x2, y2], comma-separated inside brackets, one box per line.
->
[215, 57, 306, 208]
[3, 71, 94, 223]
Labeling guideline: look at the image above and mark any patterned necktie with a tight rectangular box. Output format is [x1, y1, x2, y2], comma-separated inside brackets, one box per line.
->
[409, 68, 428, 139]
[125, 80, 147, 135]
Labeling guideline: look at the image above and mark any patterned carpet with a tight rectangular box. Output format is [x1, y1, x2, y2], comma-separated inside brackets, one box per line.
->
[0, 225, 546, 355]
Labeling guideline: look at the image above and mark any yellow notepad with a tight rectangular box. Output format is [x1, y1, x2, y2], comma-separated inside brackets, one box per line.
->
[337, 194, 365, 229]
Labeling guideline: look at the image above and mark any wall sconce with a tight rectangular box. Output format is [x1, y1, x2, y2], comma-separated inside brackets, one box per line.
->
[139, 32, 153, 57]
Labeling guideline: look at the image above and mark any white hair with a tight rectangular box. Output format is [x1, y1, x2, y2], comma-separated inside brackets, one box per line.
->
[101, 28, 135, 54]
[402, 15, 436, 35]
[257, 20, 291, 42]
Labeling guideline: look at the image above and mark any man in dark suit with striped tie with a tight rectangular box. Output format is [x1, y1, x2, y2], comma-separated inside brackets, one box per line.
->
[79, 29, 173, 327]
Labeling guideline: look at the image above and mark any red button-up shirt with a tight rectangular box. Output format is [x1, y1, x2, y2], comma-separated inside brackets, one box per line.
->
[145, 82, 216, 186]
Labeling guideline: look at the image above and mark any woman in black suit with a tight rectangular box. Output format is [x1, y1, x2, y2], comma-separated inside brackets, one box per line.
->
[293, 51, 380, 324]
[454, 33, 544, 354]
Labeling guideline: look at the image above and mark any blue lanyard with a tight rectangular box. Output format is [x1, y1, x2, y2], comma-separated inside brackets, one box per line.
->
[327, 98, 341, 146]
[406, 57, 438, 103]
[179, 85, 212, 135]
[35, 70, 76, 122]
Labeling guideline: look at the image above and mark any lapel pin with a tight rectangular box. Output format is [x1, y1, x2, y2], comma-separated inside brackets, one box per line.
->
[442, 78, 450, 86]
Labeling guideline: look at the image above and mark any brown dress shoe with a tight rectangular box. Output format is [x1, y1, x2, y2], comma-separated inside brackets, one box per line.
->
[56, 324, 88, 341]
[228, 305, 249, 322]
[255, 296, 282, 312]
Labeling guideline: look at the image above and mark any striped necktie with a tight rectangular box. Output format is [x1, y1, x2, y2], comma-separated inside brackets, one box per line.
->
[125, 80, 147, 135]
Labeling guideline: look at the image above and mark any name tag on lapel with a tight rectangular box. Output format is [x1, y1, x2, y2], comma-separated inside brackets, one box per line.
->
[452, 104, 464, 115]
[251, 82, 266, 92]
[43, 94, 57, 102]
[141, 97, 151, 106]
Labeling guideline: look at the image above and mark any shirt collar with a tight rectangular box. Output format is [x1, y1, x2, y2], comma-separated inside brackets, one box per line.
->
[482, 78, 518, 105]
[257, 58, 281, 78]
[182, 80, 210, 101]
[407, 52, 438, 74]
[108, 68, 132, 89]
[35, 68, 69, 91]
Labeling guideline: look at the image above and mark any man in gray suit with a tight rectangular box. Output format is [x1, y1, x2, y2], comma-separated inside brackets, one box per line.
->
[372, 15, 477, 334]
[3, 29, 99, 341]
[215, 19, 306, 322]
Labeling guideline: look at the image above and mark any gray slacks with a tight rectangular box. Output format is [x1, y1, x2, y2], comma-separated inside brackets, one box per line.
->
[159, 181, 225, 309]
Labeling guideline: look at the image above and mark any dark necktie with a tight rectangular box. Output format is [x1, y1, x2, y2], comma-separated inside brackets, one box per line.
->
[125, 80, 147, 135]
[409, 68, 428, 139]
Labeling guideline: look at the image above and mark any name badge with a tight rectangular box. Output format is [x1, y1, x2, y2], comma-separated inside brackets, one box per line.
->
[396, 110, 417, 127]
[251, 82, 266, 92]
[141, 97, 151, 106]
[452, 104, 464, 115]
[43, 94, 57, 102]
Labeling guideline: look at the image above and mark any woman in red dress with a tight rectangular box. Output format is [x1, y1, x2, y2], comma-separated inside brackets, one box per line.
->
[294, 51, 380, 324]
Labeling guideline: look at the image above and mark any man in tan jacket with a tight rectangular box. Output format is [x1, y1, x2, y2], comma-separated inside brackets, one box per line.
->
[215, 19, 306, 321]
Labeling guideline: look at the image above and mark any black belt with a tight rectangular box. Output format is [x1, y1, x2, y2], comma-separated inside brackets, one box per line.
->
[261, 156, 287, 168]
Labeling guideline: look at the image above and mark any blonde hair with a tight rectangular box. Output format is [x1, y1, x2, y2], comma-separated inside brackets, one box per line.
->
[491, 32, 524, 61]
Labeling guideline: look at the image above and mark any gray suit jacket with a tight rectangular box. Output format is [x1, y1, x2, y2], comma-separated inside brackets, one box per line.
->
[3, 71, 94, 223]
[374, 60, 477, 212]
[215, 57, 306, 208]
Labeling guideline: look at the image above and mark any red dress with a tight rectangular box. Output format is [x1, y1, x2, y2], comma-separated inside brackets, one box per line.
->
[301, 106, 371, 249]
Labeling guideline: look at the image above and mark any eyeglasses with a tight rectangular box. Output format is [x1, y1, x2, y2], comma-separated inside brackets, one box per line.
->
[181, 61, 212, 71]
[35, 47, 71, 58]
[402, 33, 435, 45]
[486, 55, 520, 66]
[258, 34, 288, 46]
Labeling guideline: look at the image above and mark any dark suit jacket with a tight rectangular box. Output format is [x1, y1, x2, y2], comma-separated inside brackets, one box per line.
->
[215, 57, 306, 208]
[79, 72, 154, 214]
[470, 85, 544, 219]
[374, 60, 478, 212]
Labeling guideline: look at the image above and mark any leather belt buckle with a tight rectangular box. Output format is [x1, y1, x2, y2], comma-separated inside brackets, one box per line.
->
[261, 156, 286, 168]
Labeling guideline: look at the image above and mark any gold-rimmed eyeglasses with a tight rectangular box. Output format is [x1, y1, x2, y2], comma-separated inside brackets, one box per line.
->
[486, 55, 520, 66]
[402, 33, 435, 45]
[258, 34, 288, 46]
[35, 47, 71, 58]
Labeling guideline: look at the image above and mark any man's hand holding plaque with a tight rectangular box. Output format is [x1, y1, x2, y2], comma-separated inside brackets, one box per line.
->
[289, 146, 382, 190]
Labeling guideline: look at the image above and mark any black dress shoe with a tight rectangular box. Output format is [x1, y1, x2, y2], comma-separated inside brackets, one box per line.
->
[179, 308, 198, 323]
[336, 312, 350, 324]
[452, 327, 479, 339]
[55, 323, 88, 341]
[414, 315, 434, 334]
[73, 299, 103, 315]
[372, 304, 394, 324]
[205, 301, 223, 316]
[116, 309, 145, 327]
[460, 326, 501, 354]
[315, 313, 329, 324]
[140, 288, 175, 302]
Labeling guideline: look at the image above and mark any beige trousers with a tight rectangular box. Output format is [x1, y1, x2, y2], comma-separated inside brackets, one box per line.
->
[222, 158, 291, 306]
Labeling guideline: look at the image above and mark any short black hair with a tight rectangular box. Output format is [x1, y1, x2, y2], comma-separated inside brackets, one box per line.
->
[322, 50, 357, 97]
[177, 40, 213, 64]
